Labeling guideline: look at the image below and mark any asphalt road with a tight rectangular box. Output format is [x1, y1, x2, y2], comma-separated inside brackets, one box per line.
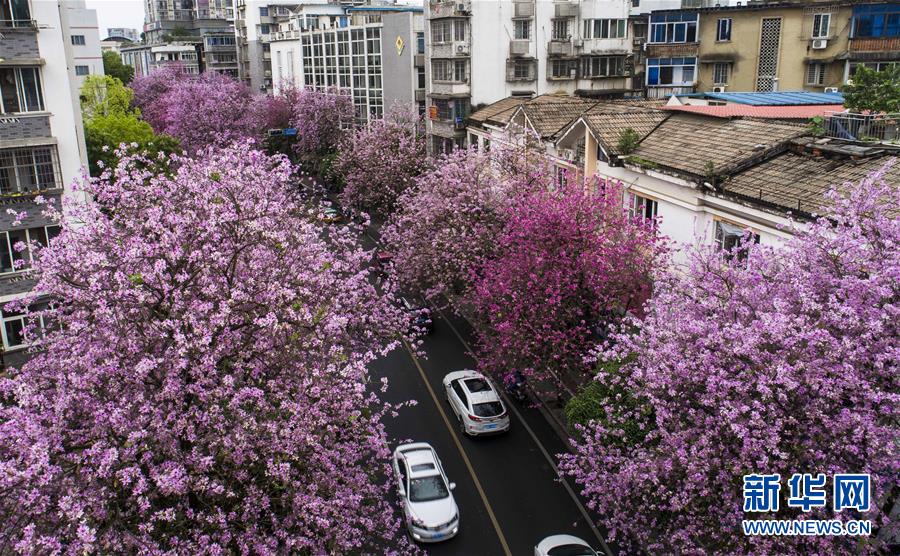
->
[372, 305, 614, 556]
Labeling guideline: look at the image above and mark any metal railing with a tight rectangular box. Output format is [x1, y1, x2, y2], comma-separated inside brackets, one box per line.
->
[0, 19, 36, 29]
[823, 112, 900, 143]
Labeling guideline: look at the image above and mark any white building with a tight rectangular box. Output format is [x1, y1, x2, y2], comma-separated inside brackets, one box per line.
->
[270, 5, 426, 123]
[62, 0, 104, 90]
[424, 0, 667, 153]
[235, 0, 305, 92]
[1, 0, 96, 363]
[106, 27, 140, 42]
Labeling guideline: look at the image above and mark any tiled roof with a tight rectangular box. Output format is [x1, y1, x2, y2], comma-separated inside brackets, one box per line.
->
[631, 114, 806, 177]
[583, 111, 670, 156]
[692, 91, 845, 106]
[468, 97, 528, 125]
[663, 104, 845, 119]
[518, 96, 598, 138]
[723, 146, 900, 215]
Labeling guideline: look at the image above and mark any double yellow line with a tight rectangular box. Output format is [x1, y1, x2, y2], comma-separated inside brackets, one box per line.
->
[402, 340, 513, 556]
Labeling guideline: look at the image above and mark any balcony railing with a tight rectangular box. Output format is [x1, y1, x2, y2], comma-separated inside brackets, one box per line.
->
[0, 19, 36, 29]
[823, 112, 900, 143]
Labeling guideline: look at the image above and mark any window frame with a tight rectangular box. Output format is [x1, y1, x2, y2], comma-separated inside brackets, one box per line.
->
[713, 61, 730, 85]
[714, 219, 760, 261]
[513, 18, 531, 40]
[628, 193, 658, 220]
[74, 65, 90, 76]
[0, 67, 44, 114]
[716, 18, 731, 41]
[806, 62, 825, 86]
[812, 13, 831, 39]
[71, 34, 86, 45]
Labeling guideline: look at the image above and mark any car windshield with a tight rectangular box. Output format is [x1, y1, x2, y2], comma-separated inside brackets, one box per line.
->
[409, 475, 449, 502]
[464, 378, 491, 393]
[548, 545, 597, 556]
[473, 401, 504, 417]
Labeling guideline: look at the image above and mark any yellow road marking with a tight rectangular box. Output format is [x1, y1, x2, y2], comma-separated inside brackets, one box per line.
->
[402, 341, 513, 556]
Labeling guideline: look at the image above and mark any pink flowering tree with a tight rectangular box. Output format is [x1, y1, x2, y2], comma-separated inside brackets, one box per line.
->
[560, 163, 899, 554]
[290, 88, 355, 175]
[0, 143, 416, 553]
[129, 65, 190, 132]
[336, 104, 430, 216]
[381, 144, 547, 300]
[469, 177, 665, 387]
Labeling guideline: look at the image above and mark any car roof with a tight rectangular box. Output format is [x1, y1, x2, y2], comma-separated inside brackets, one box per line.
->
[461, 377, 501, 404]
[399, 447, 440, 478]
[536, 534, 592, 553]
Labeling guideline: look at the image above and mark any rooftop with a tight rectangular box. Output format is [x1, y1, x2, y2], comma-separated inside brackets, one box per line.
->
[682, 91, 845, 106]
[663, 104, 846, 119]
[630, 113, 806, 178]
[723, 139, 900, 215]
[469, 97, 529, 126]
[582, 110, 670, 157]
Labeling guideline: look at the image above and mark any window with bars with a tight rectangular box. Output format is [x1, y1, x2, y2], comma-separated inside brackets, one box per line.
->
[0, 146, 62, 195]
[713, 62, 730, 84]
[806, 63, 825, 86]
[812, 13, 830, 38]
[431, 20, 466, 44]
[552, 19, 569, 40]
[0, 67, 44, 114]
[583, 19, 627, 39]
[514, 19, 531, 40]
[550, 59, 577, 79]
[507, 59, 536, 81]
[432, 59, 467, 82]
[755, 17, 782, 92]
[581, 56, 625, 78]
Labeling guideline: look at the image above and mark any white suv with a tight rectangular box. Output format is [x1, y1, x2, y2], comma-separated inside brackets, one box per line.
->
[443, 370, 510, 436]
[392, 442, 459, 543]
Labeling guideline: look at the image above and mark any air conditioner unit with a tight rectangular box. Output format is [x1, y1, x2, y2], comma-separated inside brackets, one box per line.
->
[712, 85, 726, 92]
[456, 3, 468, 13]
[824, 86, 839, 93]
[811, 38, 828, 49]
[457, 44, 469, 54]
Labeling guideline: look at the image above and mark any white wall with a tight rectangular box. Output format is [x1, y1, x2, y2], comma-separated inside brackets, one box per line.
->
[65, 4, 104, 90]
[33, 1, 89, 187]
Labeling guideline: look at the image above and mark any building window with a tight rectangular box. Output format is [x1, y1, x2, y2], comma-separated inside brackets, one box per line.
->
[514, 19, 531, 40]
[646, 57, 696, 86]
[551, 19, 569, 40]
[581, 56, 625, 78]
[550, 59, 577, 79]
[259, 6, 268, 17]
[716, 18, 731, 41]
[0, 225, 59, 274]
[628, 193, 658, 220]
[812, 13, 830, 38]
[507, 59, 536, 81]
[714, 220, 759, 261]
[0, 301, 54, 350]
[850, 61, 897, 74]
[431, 20, 466, 44]
[432, 59, 467, 82]
[0, 146, 61, 196]
[454, 19, 466, 41]
[71, 34, 86, 45]
[806, 63, 825, 86]
[416, 31, 425, 54]
[75, 65, 90, 76]
[649, 13, 698, 43]
[851, 4, 900, 38]
[713, 62, 729, 84]
[417, 65, 425, 88]
[583, 19, 626, 40]
[0, 67, 44, 114]
[0, 0, 31, 26]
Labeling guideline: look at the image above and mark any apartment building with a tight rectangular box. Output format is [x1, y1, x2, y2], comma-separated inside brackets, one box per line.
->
[644, 0, 898, 98]
[269, 5, 426, 123]
[468, 92, 900, 265]
[1, 0, 95, 365]
[235, 0, 300, 92]
[64, 1, 104, 89]
[423, 0, 696, 154]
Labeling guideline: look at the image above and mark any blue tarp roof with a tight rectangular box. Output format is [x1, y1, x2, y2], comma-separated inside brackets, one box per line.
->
[689, 91, 845, 106]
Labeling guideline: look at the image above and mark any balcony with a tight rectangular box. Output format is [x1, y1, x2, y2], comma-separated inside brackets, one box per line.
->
[431, 41, 470, 58]
[430, 0, 471, 18]
[430, 119, 466, 137]
[431, 81, 470, 96]
[509, 40, 530, 57]
[506, 58, 537, 81]
[514, 1, 534, 18]
[848, 37, 900, 55]
[548, 40, 573, 57]
[823, 112, 900, 143]
[554, 2, 578, 18]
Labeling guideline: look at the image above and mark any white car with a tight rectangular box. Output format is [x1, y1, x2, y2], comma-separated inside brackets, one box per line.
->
[392, 442, 459, 543]
[443, 370, 510, 436]
[534, 534, 599, 556]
